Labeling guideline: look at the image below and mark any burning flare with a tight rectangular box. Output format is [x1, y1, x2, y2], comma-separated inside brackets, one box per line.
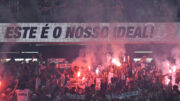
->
[171, 65, 176, 73]
[82, 77, 85, 81]
[88, 66, 91, 71]
[165, 76, 170, 85]
[96, 69, 99, 75]
[77, 71, 81, 77]
[168, 65, 177, 74]
[112, 58, 121, 66]
[169, 70, 172, 74]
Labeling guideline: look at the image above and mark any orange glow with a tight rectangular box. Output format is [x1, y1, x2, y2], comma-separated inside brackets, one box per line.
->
[88, 66, 91, 70]
[112, 58, 121, 66]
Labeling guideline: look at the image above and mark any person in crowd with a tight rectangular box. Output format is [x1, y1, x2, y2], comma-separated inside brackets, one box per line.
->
[0, 56, 180, 101]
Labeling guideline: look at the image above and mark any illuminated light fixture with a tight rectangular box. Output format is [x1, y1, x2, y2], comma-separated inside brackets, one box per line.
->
[133, 58, 152, 62]
[25, 58, 38, 61]
[1, 59, 11, 62]
[15, 58, 24, 61]
[0, 52, 19, 54]
[0, 58, 38, 62]
[134, 51, 152, 54]
[15, 58, 38, 62]
[21, 51, 39, 54]
[36, 44, 85, 46]
[0, 51, 39, 54]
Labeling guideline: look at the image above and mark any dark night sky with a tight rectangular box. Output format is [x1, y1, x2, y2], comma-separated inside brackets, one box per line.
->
[0, 0, 179, 22]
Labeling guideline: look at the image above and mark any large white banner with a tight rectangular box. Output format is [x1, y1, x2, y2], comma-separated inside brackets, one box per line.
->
[0, 23, 179, 43]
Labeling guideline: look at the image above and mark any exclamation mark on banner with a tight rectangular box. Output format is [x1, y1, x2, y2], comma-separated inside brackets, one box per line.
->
[150, 26, 154, 38]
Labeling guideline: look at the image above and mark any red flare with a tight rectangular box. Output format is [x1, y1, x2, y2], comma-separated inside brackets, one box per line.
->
[112, 58, 121, 66]
[96, 69, 99, 75]
[77, 71, 81, 77]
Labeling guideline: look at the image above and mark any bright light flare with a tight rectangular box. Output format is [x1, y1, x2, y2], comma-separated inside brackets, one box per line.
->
[88, 66, 91, 71]
[172, 65, 176, 73]
[96, 69, 99, 75]
[165, 76, 170, 85]
[0, 81, 1, 86]
[167, 62, 170, 67]
[77, 71, 81, 77]
[168, 65, 177, 74]
[112, 58, 121, 66]
[169, 70, 172, 74]
[123, 56, 126, 62]
[82, 77, 85, 81]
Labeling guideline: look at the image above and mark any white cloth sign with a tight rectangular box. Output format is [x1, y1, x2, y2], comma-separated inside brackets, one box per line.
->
[1, 23, 180, 44]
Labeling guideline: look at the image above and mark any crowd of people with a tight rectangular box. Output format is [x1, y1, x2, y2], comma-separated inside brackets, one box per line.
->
[0, 56, 179, 101]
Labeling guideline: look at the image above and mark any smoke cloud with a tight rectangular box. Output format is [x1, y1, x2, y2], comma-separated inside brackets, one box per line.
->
[54, 0, 178, 22]
[72, 43, 125, 71]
